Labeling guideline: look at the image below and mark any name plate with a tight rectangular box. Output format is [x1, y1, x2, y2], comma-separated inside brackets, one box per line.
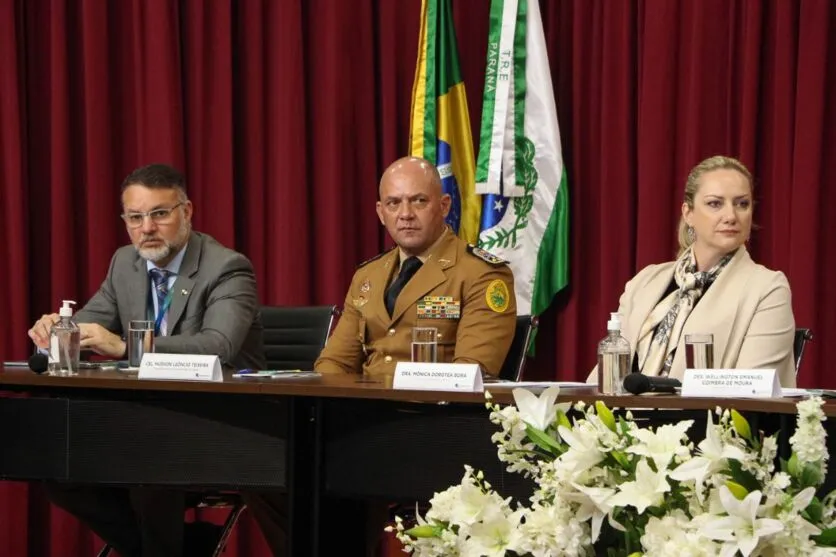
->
[393, 362, 483, 392]
[138, 353, 223, 382]
[681, 369, 780, 398]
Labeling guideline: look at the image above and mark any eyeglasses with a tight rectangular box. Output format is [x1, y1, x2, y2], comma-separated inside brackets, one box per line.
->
[121, 203, 183, 228]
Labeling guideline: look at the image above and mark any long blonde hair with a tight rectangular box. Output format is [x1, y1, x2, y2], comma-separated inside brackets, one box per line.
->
[677, 156, 753, 256]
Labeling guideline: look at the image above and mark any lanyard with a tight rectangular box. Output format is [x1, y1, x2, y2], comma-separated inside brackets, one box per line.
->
[154, 288, 175, 336]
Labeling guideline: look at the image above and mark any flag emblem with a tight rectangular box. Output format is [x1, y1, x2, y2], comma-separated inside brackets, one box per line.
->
[475, 0, 570, 317]
[486, 280, 511, 313]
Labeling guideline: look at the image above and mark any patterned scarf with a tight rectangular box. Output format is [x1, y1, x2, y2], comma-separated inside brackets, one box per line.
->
[636, 248, 735, 376]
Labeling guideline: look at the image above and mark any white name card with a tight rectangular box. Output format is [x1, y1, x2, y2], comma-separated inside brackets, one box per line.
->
[681, 369, 780, 398]
[138, 354, 223, 382]
[393, 362, 483, 392]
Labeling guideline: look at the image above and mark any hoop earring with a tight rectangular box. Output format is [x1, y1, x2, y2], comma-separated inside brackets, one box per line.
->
[687, 226, 695, 243]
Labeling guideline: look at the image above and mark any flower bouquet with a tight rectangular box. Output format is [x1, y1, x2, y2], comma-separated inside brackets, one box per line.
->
[389, 388, 836, 556]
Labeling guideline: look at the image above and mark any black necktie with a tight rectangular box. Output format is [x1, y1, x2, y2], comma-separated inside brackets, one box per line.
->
[385, 257, 423, 316]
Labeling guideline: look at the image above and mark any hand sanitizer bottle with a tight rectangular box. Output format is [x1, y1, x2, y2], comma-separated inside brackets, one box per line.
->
[597, 312, 631, 395]
[49, 300, 80, 376]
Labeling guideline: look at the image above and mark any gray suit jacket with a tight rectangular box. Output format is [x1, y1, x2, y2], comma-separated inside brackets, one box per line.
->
[76, 231, 265, 370]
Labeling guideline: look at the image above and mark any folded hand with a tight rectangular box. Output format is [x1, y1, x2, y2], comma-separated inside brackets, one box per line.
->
[79, 323, 126, 359]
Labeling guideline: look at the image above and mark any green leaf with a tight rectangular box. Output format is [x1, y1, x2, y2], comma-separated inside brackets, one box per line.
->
[618, 416, 632, 436]
[727, 459, 761, 493]
[805, 496, 824, 524]
[788, 453, 801, 478]
[405, 524, 443, 538]
[611, 450, 631, 469]
[730, 409, 752, 441]
[596, 401, 617, 431]
[555, 409, 572, 431]
[800, 462, 824, 488]
[725, 480, 749, 500]
[779, 457, 789, 474]
[813, 527, 836, 546]
[525, 423, 562, 455]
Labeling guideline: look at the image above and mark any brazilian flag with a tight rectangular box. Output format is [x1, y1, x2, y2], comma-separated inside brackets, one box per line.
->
[409, 0, 480, 243]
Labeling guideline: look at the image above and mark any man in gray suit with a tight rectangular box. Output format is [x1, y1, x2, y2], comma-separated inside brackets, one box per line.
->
[28, 163, 266, 556]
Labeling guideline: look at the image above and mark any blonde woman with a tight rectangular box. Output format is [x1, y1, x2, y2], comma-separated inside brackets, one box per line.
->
[601, 155, 795, 387]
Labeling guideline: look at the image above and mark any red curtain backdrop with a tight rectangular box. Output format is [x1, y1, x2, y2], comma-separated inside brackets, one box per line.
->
[1, 0, 834, 555]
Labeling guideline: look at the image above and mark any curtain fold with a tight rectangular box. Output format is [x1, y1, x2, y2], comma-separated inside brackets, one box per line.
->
[1, 0, 835, 554]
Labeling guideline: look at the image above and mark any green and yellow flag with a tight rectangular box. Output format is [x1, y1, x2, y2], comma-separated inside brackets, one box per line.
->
[410, 0, 480, 243]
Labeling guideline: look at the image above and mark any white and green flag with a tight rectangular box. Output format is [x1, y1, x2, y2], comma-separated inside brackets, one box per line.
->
[476, 0, 569, 317]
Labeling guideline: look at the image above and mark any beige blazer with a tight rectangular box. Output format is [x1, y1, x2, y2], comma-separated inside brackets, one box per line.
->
[595, 247, 796, 387]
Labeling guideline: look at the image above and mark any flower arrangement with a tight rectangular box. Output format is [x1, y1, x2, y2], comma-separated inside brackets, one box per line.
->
[389, 388, 836, 556]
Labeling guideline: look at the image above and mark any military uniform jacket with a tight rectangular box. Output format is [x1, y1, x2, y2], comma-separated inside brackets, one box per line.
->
[315, 230, 517, 376]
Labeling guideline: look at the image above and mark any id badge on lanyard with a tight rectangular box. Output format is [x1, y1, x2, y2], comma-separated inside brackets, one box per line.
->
[154, 290, 175, 336]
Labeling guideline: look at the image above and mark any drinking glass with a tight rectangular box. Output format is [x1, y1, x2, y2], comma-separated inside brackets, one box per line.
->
[411, 327, 438, 363]
[128, 320, 155, 368]
[685, 333, 714, 369]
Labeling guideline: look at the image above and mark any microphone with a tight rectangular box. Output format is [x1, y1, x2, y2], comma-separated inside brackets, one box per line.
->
[28, 353, 48, 374]
[623, 373, 681, 395]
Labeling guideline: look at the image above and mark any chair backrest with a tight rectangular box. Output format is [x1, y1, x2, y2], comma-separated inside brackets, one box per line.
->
[793, 327, 813, 374]
[261, 305, 338, 370]
[498, 315, 538, 382]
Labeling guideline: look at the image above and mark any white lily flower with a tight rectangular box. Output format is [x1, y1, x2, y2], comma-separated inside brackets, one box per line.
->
[557, 425, 606, 477]
[567, 483, 616, 542]
[447, 480, 504, 527]
[670, 412, 747, 496]
[699, 486, 783, 557]
[627, 420, 694, 470]
[608, 458, 670, 514]
[512, 386, 565, 431]
[462, 510, 524, 557]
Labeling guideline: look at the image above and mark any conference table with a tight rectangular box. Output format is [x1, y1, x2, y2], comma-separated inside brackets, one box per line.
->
[0, 366, 832, 556]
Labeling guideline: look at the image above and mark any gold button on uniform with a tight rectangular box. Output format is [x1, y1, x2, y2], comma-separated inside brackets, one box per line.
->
[387, 328, 396, 336]
[384, 355, 393, 363]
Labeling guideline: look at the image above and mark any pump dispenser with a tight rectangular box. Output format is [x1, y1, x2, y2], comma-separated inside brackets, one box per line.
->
[49, 300, 80, 375]
[597, 312, 631, 394]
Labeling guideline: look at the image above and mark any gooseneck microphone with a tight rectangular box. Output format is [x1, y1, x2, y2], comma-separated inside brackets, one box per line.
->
[623, 373, 681, 395]
[28, 353, 49, 374]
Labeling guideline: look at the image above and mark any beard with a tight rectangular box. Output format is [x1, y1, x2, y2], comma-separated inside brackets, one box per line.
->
[136, 220, 190, 263]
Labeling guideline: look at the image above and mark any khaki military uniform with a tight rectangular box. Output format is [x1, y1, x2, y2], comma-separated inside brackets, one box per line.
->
[315, 230, 517, 376]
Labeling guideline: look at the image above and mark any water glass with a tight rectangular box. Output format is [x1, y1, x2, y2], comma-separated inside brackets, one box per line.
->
[685, 333, 714, 369]
[128, 320, 155, 367]
[411, 327, 438, 363]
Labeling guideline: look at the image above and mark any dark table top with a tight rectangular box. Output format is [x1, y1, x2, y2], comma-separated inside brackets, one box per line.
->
[1, 366, 832, 416]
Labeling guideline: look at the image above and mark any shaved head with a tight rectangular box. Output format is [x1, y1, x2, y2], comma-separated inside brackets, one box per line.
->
[379, 157, 443, 198]
[376, 156, 451, 256]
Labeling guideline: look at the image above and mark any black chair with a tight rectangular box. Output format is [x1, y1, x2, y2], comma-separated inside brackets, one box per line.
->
[794, 327, 813, 374]
[261, 305, 339, 369]
[99, 305, 338, 557]
[97, 493, 248, 557]
[498, 315, 539, 381]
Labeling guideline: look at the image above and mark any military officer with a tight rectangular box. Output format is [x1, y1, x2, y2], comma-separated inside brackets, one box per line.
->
[315, 156, 516, 376]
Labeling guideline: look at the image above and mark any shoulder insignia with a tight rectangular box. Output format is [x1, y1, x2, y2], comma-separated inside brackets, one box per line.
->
[466, 244, 507, 266]
[357, 247, 395, 269]
[486, 279, 511, 313]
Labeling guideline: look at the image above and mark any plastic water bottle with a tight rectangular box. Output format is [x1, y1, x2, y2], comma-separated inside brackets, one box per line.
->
[49, 300, 80, 375]
[597, 312, 631, 395]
